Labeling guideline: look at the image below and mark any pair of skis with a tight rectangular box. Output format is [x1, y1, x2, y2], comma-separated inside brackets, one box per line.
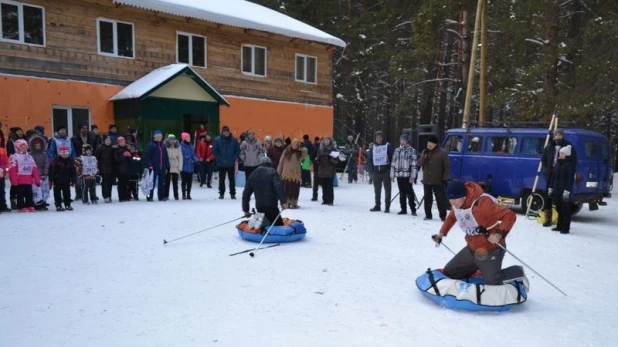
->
[228, 243, 281, 256]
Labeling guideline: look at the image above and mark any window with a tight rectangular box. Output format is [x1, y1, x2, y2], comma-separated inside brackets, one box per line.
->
[241, 44, 267, 76]
[521, 137, 545, 155]
[584, 142, 596, 159]
[52, 107, 90, 138]
[485, 136, 517, 154]
[295, 54, 317, 83]
[467, 135, 482, 153]
[177, 32, 206, 67]
[97, 18, 134, 58]
[0, 0, 44, 45]
[443, 135, 463, 152]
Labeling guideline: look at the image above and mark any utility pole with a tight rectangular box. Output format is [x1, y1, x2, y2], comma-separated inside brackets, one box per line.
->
[462, 0, 483, 129]
[479, 0, 488, 127]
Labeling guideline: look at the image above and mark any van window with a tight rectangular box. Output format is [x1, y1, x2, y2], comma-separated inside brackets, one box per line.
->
[485, 136, 517, 154]
[467, 135, 482, 153]
[521, 137, 545, 155]
[600, 143, 609, 161]
[443, 135, 463, 152]
[584, 142, 597, 159]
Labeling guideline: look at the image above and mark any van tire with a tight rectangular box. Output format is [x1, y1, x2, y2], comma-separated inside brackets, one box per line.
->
[570, 202, 583, 216]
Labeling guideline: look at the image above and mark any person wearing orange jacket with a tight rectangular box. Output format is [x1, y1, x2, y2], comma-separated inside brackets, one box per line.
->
[432, 180, 525, 285]
[0, 145, 10, 212]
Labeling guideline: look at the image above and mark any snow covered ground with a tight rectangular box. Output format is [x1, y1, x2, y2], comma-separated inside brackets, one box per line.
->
[1, 176, 617, 347]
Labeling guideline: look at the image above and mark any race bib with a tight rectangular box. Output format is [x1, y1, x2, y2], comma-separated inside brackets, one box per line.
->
[81, 156, 98, 175]
[372, 145, 388, 166]
[16, 154, 35, 175]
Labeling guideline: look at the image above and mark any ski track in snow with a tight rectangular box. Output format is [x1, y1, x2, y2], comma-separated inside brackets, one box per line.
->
[1, 177, 617, 347]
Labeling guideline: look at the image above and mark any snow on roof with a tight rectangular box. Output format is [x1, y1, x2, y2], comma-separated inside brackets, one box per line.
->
[110, 63, 229, 105]
[113, 0, 346, 47]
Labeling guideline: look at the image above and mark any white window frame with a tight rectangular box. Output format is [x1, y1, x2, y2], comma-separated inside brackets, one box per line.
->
[96, 17, 135, 59]
[176, 31, 207, 68]
[241, 44, 267, 77]
[0, 0, 46, 47]
[51, 106, 91, 138]
[295, 53, 318, 84]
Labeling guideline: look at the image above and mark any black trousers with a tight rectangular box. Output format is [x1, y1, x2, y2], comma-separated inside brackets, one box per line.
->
[165, 172, 179, 199]
[129, 175, 140, 200]
[553, 196, 573, 232]
[15, 184, 34, 209]
[181, 171, 193, 197]
[347, 160, 358, 183]
[372, 171, 392, 208]
[423, 184, 447, 219]
[312, 168, 321, 198]
[82, 178, 97, 203]
[218, 167, 236, 196]
[244, 166, 257, 182]
[0, 178, 9, 209]
[396, 177, 416, 212]
[54, 182, 72, 207]
[301, 169, 312, 187]
[117, 174, 130, 201]
[321, 177, 334, 204]
[101, 174, 114, 199]
[444, 246, 506, 285]
[199, 162, 213, 185]
[258, 206, 284, 226]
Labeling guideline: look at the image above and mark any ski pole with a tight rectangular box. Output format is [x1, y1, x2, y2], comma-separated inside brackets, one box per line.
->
[249, 212, 282, 257]
[390, 192, 400, 204]
[229, 243, 280, 256]
[432, 236, 456, 255]
[163, 216, 245, 245]
[495, 243, 567, 296]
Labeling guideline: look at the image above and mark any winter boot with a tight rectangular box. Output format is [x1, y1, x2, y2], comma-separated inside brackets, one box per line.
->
[231, 195, 236, 200]
[411, 210, 417, 216]
[182, 192, 187, 200]
[56, 205, 65, 212]
[219, 194, 224, 199]
[397, 210, 407, 215]
[542, 210, 552, 227]
[311, 193, 318, 201]
[65, 205, 73, 211]
[384, 207, 390, 213]
[370, 206, 380, 212]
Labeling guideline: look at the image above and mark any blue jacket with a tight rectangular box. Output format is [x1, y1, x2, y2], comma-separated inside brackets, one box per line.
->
[180, 141, 199, 173]
[213, 134, 240, 168]
[145, 140, 169, 171]
[47, 136, 76, 161]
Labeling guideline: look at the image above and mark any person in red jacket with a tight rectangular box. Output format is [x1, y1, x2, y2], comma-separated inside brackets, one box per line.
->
[432, 181, 525, 286]
[8, 139, 41, 212]
[196, 133, 215, 188]
[0, 146, 10, 212]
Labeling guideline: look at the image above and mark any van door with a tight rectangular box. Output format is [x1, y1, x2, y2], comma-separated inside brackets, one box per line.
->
[442, 134, 464, 180]
[576, 138, 600, 195]
[598, 140, 611, 195]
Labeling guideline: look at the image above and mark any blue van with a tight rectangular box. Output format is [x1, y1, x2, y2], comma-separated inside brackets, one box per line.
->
[442, 128, 613, 215]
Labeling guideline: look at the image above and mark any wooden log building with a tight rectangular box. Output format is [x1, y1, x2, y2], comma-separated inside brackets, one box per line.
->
[0, 0, 345, 148]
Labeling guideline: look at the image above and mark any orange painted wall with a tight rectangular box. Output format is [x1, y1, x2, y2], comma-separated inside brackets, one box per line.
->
[0, 75, 121, 135]
[219, 96, 334, 141]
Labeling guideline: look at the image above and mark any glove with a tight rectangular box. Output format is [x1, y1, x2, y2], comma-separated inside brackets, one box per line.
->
[409, 177, 414, 184]
[563, 190, 570, 200]
[431, 233, 444, 244]
[547, 188, 554, 197]
[123, 151, 131, 157]
[475, 226, 488, 235]
[487, 232, 503, 244]
[243, 211, 252, 218]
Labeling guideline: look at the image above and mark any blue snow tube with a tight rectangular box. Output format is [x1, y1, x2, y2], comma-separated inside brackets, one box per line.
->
[416, 269, 528, 312]
[237, 220, 307, 243]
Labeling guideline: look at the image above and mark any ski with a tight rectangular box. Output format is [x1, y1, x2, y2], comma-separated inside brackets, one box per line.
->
[229, 243, 281, 256]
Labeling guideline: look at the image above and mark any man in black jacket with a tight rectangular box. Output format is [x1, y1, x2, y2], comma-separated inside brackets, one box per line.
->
[242, 156, 287, 226]
[540, 129, 574, 227]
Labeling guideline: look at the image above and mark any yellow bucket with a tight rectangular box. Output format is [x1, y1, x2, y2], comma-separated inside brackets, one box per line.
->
[536, 206, 559, 225]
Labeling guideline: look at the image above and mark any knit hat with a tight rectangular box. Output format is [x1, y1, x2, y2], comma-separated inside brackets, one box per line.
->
[554, 128, 565, 137]
[259, 156, 272, 166]
[167, 134, 176, 140]
[446, 181, 467, 200]
[153, 129, 163, 137]
[82, 143, 93, 152]
[56, 125, 67, 132]
[427, 135, 439, 145]
[400, 134, 409, 142]
[34, 125, 44, 134]
[117, 136, 126, 144]
[58, 145, 70, 155]
[15, 139, 28, 149]
[375, 131, 384, 139]
[559, 145, 572, 156]
[221, 125, 230, 132]
[92, 125, 99, 131]
[181, 132, 190, 141]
